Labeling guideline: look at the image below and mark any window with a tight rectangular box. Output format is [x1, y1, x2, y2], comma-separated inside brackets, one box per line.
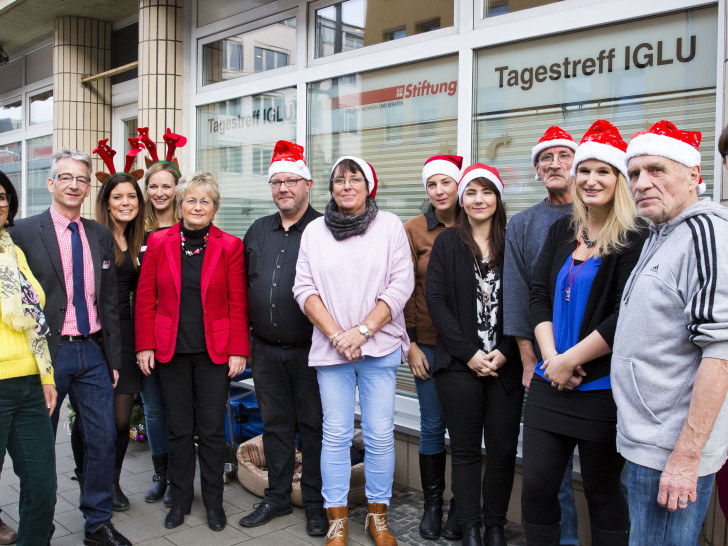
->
[0, 100, 22, 133]
[29, 90, 53, 126]
[483, 0, 563, 18]
[314, 0, 453, 58]
[0, 142, 21, 210]
[196, 87, 296, 235]
[26, 135, 53, 216]
[201, 18, 296, 85]
[472, 7, 717, 218]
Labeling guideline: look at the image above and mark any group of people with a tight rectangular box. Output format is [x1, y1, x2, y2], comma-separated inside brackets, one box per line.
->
[0, 116, 725, 546]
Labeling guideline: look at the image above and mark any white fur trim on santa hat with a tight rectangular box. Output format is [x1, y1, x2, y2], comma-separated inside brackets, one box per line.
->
[422, 159, 462, 189]
[331, 156, 376, 195]
[268, 159, 311, 182]
[531, 139, 578, 165]
[570, 141, 629, 180]
[458, 167, 503, 206]
[627, 132, 704, 194]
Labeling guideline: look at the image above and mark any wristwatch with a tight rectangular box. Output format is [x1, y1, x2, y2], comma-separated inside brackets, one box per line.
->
[358, 324, 371, 340]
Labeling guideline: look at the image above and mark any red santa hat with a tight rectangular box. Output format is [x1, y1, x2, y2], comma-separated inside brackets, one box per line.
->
[531, 126, 578, 165]
[421, 155, 463, 189]
[626, 120, 705, 195]
[570, 120, 629, 180]
[331, 156, 378, 198]
[268, 140, 311, 181]
[458, 163, 504, 206]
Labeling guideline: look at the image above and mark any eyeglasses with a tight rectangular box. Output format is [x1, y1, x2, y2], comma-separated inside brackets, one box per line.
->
[183, 198, 213, 207]
[0, 193, 8, 208]
[538, 152, 573, 165]
[269, 177, 304, 189]
[55, 173, 92, 186]
[331, 177, 365, 187]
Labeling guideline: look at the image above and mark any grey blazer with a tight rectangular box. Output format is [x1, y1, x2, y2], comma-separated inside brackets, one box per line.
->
[9, 208, 122, 373]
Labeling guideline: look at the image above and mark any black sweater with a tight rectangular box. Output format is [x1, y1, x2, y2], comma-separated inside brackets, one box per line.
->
[426, 229, 521, 391]
[529, 215, 648, 382]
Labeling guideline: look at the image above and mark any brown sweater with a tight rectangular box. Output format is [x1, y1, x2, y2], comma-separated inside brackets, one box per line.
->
[403, 205, 449, 346]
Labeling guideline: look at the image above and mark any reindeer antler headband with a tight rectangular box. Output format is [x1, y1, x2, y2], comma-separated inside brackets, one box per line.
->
[92, 138, 145, 184]
[137, 127, 187, 174]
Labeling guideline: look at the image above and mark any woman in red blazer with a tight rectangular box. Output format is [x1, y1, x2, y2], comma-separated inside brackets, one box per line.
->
[135, 172, 248, 533]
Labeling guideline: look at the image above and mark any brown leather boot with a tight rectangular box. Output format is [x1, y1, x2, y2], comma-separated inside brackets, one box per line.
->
[365, 503, 397, 545]
[325, 506, 348, 545]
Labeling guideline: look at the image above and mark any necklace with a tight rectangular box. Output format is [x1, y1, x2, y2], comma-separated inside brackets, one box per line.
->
[473, 256, 495, 306]
[180, 232, 209, 257]
[565, 239, 594, 302]
[581, 225, 597, 248]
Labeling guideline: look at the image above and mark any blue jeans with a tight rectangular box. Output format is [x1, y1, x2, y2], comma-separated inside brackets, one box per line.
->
[627, 461, 714, 546]
[0, 376, 57, 545]
[413, 344, 446, 455]
[141, 365, 169, 456]
[316, 350, 399, 507]
[51, 338, 115, 532]
[559, 455, 580, 545]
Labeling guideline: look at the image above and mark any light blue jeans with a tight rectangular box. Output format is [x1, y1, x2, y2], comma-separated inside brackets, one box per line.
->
[140, 365, 169, 456]
[413, 344, 446, 455]
[627, 461, 714, 546]
[316, 350, 399, 507]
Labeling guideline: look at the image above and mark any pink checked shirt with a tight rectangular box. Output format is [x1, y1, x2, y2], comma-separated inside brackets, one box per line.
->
[49, 206, 102, 336]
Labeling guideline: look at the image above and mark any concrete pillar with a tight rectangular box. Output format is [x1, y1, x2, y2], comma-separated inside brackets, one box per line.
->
[138, 0, 184, 165]
[53, 16, 112, 216]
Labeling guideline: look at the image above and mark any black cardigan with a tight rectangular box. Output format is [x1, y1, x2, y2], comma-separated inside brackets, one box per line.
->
[529, 215, 648, 382]
[426, 229, 522, 391]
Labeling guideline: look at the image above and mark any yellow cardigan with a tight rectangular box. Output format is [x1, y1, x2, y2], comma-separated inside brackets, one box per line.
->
[0, 246, 55, 386]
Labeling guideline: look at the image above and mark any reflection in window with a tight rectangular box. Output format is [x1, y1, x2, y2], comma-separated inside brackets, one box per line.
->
[27, 135, 53, 216]
[202, 18, 295, 85]
[484, 0, 563, 18]
[315, 0, 453, 58]
[0, 100, 22, 133]
[29, 90, 53, 125]
[0, 142, 22, 211]
[196, 88, 296, 235]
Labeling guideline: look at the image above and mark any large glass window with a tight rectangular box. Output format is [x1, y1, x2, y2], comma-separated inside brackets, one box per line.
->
[0, 100, 22, 133]
[29, 90, 53, 126]
[26, 135, 52, 216]
[473, 7, 718, 219]
[202, 18, 296, 86]
[196, 87, 296, 235]
[314, 0, 453, 58]
[483, 0, 562, 18]
[0, 141, 22, 210]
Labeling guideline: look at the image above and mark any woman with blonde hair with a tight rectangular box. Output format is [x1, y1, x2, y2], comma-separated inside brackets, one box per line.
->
[520, 120, 647, 545]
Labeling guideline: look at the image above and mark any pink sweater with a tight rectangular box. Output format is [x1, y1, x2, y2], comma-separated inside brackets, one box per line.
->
[293, 211, 414, 367]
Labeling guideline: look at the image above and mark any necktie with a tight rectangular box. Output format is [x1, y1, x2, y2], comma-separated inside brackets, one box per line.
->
[68, 221, 90, 337]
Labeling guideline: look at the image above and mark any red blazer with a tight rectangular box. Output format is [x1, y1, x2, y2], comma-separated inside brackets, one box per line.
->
[135, 223, 249, 364]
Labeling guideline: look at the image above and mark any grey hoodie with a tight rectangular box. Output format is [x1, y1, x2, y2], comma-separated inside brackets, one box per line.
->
[612, 200, 728, 476]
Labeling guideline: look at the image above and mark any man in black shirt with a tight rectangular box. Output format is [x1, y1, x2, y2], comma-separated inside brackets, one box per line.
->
[239, 141, 326, 536]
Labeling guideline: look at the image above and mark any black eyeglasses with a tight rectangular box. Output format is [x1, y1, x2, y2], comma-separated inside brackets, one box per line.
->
[269, 178, 304, 189]
[0, 193, 8, 208]
[55, 173, 92, 186]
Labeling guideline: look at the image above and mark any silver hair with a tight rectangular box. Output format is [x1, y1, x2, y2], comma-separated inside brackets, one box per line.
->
[50, 149, 92, 179]
[176, 171, 221, 213]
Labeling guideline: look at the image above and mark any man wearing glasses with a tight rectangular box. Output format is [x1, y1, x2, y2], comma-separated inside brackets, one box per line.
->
[502, 126, 580, 545]
[239, 141, 327, 536]
[9, 150, 130, 546]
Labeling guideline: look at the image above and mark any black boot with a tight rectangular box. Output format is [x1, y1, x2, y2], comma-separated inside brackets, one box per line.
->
[419, 451, 446, 539]
[163, 478, 172, 507]
[484, 524, 507, 546]
[461, 524, 483, 546]
[441, 497, 463, 540]
[522, 519, 560, 546]
[145, 453, 168, 503]
[591, 525, 629, 546]
[113, 469, 130, 511]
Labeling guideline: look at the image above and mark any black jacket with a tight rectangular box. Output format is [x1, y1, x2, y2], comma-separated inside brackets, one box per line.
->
[529, 215, 648, 381]
[426, 229, 521, 391]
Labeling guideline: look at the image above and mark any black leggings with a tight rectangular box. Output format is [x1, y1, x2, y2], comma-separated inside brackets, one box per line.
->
[72, 393, 135, 473]
[435, 370, 524, 527]
[521, 426, 628, 531]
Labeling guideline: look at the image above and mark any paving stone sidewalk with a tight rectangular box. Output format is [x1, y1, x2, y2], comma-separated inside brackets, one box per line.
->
[0, 404, 526, 545]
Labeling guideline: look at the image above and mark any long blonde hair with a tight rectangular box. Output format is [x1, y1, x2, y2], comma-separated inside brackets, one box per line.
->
[571, 167, 637, 257]
[143, 162, 180, 232]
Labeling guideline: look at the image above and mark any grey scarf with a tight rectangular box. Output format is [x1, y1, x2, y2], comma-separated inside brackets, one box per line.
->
[324, 196, 379, 240]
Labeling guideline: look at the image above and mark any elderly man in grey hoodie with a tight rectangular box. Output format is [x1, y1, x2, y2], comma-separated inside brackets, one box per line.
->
[612, 120, 728, 546]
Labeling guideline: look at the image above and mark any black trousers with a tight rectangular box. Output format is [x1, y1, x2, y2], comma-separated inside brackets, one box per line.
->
[521, 426, 628, 530]
[158, 352, 229, 508]
[251, 339, 323, 510]
[435, 369, 524, 527]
